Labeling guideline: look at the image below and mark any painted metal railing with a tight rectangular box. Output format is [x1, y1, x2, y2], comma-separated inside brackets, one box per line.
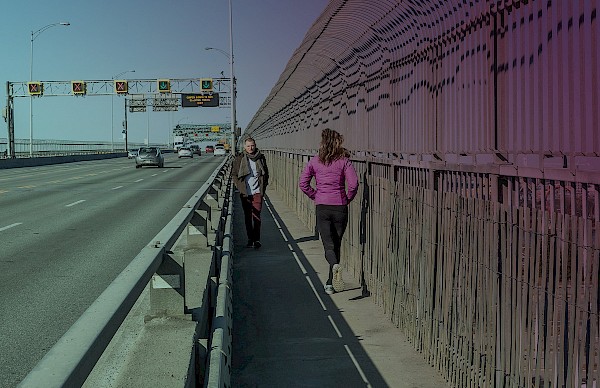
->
[266, 151, 599, 388]
[242, 1, 599, 386]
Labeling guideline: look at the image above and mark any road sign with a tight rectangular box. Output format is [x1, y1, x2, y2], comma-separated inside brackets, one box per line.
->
[71, 81, 86, 95]
[157, 79, 171, 93]
[181, 93, 219, 107]
[211, 126, 220, 132]
[153, 96, 179, 111]
[28, 82, 43, 95]
[200, 78, 213, 92]
[128, 97, 147, 112]
[114, 80, 128, 94]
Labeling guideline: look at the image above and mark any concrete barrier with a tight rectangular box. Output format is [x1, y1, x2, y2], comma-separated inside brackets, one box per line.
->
[0, 153, 125, 169]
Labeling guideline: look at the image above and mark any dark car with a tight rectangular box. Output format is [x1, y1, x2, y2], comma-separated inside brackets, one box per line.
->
[205, 145, 214, 153]
[135, 147, 164, 168]
[189, 145, 201, 155]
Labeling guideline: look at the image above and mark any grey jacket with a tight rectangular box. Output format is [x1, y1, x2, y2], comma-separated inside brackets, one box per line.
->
[232, 151, 269, 196]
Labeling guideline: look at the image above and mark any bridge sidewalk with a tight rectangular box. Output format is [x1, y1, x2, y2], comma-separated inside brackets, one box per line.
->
[230, 190, 449, 388]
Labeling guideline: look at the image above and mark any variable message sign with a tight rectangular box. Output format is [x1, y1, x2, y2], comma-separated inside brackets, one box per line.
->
[181, 93, 219, 107]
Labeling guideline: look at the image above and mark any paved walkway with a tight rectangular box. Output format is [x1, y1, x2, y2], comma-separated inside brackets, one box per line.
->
[231, 190, 449, 388]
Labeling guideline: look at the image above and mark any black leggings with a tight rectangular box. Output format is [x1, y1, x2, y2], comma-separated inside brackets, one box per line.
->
[316, 205, 348, 282]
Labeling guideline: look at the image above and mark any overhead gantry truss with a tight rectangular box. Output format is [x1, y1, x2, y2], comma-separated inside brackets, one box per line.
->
[3, 77, 233, 158]
[7, 78, 232, 98]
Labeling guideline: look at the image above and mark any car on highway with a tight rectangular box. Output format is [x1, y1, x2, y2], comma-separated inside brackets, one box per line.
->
[127, 149, 138, 159]
[189, 144, 201, 155]
[213, 144, 226, 156]
[205, 145, 214, 153]
[135, 147, 164, 168]
[178, 147, 193, 158]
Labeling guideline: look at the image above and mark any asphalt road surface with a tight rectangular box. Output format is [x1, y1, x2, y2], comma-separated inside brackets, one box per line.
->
[0, 153, 227, 387]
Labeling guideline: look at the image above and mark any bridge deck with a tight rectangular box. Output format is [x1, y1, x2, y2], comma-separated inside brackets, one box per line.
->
[231, 190, 449, 387]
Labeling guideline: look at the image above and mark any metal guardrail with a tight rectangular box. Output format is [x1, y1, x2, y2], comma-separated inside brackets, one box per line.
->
[18, 157, 234, 387]
[204, 200, 234, 388]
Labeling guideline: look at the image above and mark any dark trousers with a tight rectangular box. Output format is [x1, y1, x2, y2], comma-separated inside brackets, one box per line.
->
[241, 193, 263, 242]
[316, 205, 349, 276]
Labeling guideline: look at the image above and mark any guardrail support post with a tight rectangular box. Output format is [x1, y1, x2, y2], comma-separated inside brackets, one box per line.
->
[147, 239, 188, 320]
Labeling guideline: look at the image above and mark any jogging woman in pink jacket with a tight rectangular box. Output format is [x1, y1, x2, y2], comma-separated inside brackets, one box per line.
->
[299, 128, 359, 294]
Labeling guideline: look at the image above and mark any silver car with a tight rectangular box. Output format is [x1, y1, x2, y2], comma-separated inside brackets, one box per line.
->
[178, 147, 193, 158]
[135, 147, 164, 168]
[213, 144, 226, 156]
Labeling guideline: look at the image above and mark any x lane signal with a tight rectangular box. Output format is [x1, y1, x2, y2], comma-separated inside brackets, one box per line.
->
[114, 80, 128, 94]
[27, 82, 43, 95]
[71, 81, 86, 95]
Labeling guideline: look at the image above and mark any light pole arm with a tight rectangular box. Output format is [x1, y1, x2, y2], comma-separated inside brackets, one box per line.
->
[112, 70, 135, 80]
[205, 47, 230, 59]
[30, 22, 70, 80]
[31, 22, 70, 41]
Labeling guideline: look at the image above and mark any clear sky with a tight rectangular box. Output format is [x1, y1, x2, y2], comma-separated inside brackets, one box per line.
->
[0, 0, 328, 145]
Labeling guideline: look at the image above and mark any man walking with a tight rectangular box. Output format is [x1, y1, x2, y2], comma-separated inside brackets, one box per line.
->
[233, 137, 269, 249]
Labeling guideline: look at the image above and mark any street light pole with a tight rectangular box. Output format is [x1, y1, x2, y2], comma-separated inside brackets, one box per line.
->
[228, 0, 237, 154]
[204, 0, 236, 154]
[29, 22, 70, 157]
[111, 70, 135, 151]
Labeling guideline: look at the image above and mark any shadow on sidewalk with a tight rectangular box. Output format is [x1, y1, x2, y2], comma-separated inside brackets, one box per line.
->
[231, 194, 389, 387]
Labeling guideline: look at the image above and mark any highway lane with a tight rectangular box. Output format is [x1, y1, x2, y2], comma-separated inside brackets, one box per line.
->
[0, 154, 227, 387]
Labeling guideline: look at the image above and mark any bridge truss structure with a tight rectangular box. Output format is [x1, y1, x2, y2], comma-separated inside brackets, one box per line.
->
[3, 78, 232, 158]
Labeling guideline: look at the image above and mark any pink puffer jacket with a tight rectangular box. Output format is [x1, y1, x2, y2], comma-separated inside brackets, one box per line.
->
[299, 156, 359, 205]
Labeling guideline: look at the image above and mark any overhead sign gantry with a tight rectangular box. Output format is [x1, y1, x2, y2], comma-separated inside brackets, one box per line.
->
[4, 77, 233, 158]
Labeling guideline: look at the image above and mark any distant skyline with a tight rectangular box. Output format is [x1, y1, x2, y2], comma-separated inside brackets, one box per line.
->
[0, 0, 329, 144]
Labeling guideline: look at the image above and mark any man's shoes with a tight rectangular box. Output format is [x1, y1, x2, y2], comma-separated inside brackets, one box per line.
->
[246, 240, 254, 247]
[332, 264, 344, 292]
[324, 284, 334, 295]
[253, 240, 262, 249]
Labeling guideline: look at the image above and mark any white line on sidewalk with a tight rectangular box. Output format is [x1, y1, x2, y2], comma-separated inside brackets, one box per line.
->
[291, 250, 307, 274]
[66, 200, 86, 207]
[305, 276, 327, 311]
[344, 345, 372, 387]
[328, 315, 342, 338]
[0, 223, 22, 232]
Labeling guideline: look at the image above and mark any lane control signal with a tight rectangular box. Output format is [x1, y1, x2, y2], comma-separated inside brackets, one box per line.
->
[157, 79, 171, 93]
[71, 81, 86, 95]
[28, 82, 43, 95]
[200, 78, 213, 92]
[114, 80, 128, 94]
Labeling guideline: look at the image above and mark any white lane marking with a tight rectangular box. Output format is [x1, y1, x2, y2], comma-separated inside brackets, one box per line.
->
[134, 179, 143, 182]
[151, 173, 158, 177]
[0, 223, 22, 232]
[305, 276, 327, 311]
[111, 186, 124, 190]
[291, 250, 307, 274]
[328, 315, 342, 338]
[344, 345, 372, 387]
[66, 200, 86, 207]
[267, 203, 286, 240]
